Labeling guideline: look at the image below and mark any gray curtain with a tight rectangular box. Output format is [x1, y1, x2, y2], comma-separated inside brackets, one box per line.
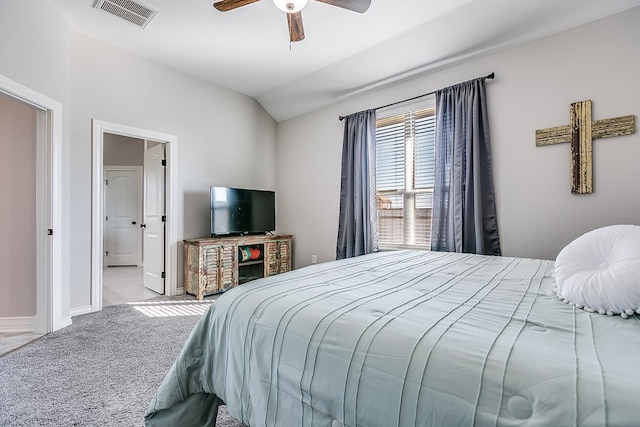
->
[336, 109, 379, 259]
[430, 78, 501, 255]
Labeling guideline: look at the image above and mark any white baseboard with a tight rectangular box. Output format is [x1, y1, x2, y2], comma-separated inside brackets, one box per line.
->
[59, 317, 72, 329]
[176, 286, 184, 295]
[69, 305, 93, 318]
[0, 316, 35, 333]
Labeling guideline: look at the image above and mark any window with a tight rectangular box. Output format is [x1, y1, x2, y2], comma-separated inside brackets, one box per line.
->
[376, 99, 435, 249]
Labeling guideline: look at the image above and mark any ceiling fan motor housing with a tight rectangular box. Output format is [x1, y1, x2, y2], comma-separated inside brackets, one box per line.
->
[273, 0, 308, 13]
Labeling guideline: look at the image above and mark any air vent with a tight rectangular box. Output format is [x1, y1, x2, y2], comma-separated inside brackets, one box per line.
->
[93, 0, 158, 29]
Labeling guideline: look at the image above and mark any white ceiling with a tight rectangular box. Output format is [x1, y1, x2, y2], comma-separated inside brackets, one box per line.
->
[50, 0, 640, 121]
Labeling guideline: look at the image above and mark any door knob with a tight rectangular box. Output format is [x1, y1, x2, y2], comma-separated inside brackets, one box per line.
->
[140, 223, 146, 228]
[132, 221, 137, 225]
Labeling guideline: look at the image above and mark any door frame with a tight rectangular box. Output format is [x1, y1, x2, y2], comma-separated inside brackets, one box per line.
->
[103, 166, 143, 267]
[0, 74, 63, 333]
[91, 120, 178, 312]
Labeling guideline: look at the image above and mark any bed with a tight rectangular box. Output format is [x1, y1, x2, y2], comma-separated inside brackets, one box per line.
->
[145, 230, 640, 426]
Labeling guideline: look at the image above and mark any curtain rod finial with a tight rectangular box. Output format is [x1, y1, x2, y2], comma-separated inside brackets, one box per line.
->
[486, 72, 495, 80]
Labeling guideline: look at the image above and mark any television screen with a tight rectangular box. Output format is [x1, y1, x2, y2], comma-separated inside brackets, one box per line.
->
[210, 187, 275, 237]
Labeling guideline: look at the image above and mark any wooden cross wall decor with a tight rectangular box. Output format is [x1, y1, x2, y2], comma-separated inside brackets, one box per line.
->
[535, 100, 635, 194]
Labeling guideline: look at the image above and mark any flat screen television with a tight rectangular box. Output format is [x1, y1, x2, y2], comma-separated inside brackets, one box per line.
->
[210, 186, 276, 237]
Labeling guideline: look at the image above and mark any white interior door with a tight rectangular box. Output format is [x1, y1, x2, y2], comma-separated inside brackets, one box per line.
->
[143, 143, 165, 294]
[104, 169, 141, 266]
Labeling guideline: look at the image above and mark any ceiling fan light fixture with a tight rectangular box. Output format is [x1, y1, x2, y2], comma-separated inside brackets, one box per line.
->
[273, 0, 308, 13]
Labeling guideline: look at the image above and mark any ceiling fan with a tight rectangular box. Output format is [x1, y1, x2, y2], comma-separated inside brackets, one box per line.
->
[212, 0, 371, 43]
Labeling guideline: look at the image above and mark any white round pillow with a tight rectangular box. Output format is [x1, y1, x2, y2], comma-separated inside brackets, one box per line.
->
[554, 224, 640, 318]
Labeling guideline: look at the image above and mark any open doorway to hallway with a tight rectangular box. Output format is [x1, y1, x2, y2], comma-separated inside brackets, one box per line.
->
[0, 92, 43, 355]
[102, 133, 165, 306]
[92, 119, 178, 313]
[0, 73, 63, 352]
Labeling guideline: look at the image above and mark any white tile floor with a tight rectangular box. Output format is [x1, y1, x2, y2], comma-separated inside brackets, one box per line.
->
[0, 332, 44, 357]
[1, 266, 160, 356]
[103, 265, 159, 306]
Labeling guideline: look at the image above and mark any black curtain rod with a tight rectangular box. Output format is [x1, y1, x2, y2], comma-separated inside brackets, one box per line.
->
[338, 72, 495, 121]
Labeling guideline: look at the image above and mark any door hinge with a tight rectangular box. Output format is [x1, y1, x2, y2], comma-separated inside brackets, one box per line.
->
[105, 251, 109, 256]
[105, 216, 108, 221]
[161, 272, 166, 279]
[161, 159, 166, 166]
[105, 179, 108, 186]
[47, 229, 53, 236]
[162, 215, 166, 222]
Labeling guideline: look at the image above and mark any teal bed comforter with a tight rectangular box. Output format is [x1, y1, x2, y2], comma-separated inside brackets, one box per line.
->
[145, 251, 640, 426]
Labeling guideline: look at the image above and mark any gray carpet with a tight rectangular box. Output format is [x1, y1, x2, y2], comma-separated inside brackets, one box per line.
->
[0, 296, 247, 427]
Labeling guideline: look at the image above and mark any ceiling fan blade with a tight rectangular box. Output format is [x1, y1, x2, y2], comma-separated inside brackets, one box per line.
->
[315, 0, 370, 13]
[213, 0, 261, 12]
[287, 11, 305, 42]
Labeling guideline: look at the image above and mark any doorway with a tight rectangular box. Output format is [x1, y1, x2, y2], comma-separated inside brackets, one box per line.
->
[0, 74, 63, 334]
[91, 120, 178, 312]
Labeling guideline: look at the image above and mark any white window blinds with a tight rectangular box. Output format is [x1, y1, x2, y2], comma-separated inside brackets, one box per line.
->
[376, 99, 435, 249]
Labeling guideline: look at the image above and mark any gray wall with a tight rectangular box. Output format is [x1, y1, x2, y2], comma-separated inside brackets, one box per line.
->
[0, 93, 36, 317]
[276, 7, 640, 267]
